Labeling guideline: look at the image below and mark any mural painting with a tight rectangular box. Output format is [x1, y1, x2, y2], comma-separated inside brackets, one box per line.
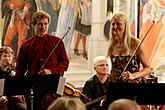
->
[1, 0, 37, 55]
[139, 0, 165, 68]
[0, 0, 92, 61]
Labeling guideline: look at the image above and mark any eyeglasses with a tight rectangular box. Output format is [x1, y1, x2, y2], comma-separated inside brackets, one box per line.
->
[97, 64, 109, 67]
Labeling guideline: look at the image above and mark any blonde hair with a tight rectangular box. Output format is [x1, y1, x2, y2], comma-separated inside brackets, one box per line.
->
[47, 97, 86, 110]
[31, 11, 51, 26]
[108, 99, 141, 110]
[107, 12, 132, 57]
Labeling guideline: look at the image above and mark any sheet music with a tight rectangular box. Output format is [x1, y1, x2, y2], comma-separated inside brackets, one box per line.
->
[0, 79, 5, 96]
[56, 76, 66, 96]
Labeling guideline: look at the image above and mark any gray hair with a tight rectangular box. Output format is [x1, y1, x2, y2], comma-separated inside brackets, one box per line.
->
[93, 56, 112, 72]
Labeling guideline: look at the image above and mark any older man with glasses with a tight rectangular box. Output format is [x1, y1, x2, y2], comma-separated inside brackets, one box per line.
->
[80, 56, 112, 110]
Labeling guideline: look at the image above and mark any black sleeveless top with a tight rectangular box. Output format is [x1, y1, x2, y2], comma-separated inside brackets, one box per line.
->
[110, 55, 145, 83]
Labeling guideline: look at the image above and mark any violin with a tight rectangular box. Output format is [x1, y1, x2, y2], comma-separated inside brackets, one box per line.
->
[64, 82, 77, 96]
[12, 95, 25, 103]
[64, 83, 107, 109]
[64, 82, 87, 98]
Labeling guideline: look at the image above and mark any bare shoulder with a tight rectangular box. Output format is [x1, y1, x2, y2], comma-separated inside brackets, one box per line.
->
[131, 36, 146, 56]
[130, 36, 141, 50]
[131, 36, 141, 45]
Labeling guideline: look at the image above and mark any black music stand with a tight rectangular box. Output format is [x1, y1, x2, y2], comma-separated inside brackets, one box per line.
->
[3, 74, 66, 110]
[105, 83, 165, 109]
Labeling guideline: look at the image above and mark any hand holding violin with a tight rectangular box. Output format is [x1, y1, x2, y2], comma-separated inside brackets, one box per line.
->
[73, 89, 81, 97]
[64, 83, 81, 96]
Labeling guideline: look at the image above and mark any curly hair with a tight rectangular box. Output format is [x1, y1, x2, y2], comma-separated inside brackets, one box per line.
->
[0, 46, 14, 58]
[31, 11, 51, 26]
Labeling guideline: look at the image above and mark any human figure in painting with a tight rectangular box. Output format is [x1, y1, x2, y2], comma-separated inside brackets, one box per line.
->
[140, 0, 165, 67]
[74, 0, 92, 60]
[1, 0, 37, 54]
[55, 0, 80, 55]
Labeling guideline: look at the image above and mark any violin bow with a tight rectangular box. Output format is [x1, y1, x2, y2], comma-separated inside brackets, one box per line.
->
[39, 27, 70, 71]
[121, 20, 155, 77]
[24, 28, 71, 75]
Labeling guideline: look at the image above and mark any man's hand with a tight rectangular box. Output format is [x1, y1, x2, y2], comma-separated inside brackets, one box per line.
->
[73, 89, 81, 97]
[38, 69, 51, 75]
[20, 6, 29, 20]
[10, 70, 16, 76]
[20, 11, 26, 20]
[0, 96, 8, 104]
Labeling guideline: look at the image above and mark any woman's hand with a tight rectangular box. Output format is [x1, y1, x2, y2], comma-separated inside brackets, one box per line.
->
[122, 71, 135, 80]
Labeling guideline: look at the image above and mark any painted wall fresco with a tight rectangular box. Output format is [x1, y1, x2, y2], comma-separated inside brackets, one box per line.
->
[0, 0, 164, 70]
[1, 0, 37, 55]
[139, 0, 165, 69]
[0, 0, 92, 59]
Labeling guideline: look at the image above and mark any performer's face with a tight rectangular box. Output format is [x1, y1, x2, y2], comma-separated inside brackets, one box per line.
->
[95, 60, 109, 76]
[34, 18, 49, 36]
[111, 18, 126, 38]
[0, 53, 13, 68]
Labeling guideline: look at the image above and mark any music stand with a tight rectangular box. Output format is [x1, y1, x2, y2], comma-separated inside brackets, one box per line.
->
[3, 74, 66, 110]
[0, 79, 5, 96]
[106, 83, 165, 109]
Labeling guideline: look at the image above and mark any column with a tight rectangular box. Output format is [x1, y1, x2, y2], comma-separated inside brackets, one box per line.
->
[88, 0, 109, 73]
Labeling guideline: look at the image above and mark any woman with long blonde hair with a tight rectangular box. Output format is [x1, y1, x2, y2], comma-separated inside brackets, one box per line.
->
[107, 12, 151, 83]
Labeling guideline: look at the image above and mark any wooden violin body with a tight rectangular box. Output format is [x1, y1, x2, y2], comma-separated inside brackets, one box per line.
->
[63, 82, 76, 96]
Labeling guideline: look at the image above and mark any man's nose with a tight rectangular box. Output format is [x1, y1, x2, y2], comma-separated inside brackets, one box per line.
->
[5, 57, 11, 60]
[113, 24, 117, 28]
